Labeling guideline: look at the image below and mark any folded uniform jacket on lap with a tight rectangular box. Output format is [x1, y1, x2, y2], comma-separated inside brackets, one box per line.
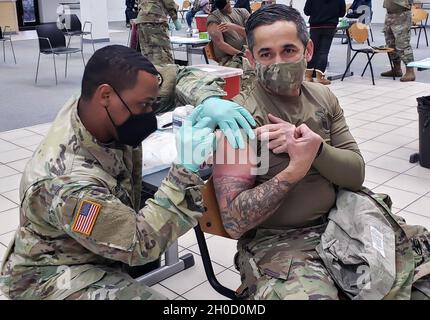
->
[316, 188, 415, 300]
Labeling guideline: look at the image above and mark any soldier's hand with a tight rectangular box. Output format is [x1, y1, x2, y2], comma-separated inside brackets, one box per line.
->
[218, 22, 237, 33]
[256, 114, 296, 154]
[283, 123, 323, 182]
[191, 98, 256, 149]
[175, 117, 216, 173]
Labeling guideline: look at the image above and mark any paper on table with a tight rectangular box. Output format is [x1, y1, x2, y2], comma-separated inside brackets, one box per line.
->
[142, 130, 177, 175]
[157, 112, 173, 130]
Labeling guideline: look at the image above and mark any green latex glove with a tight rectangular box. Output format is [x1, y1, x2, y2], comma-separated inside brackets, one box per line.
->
[173, 19, 182, 31]
[175, 117, 215, 173]
[168, 22, 175, 31]
[190, 97, 256, 149]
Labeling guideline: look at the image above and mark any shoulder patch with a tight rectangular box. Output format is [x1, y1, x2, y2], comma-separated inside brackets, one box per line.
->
[71, 200, 102, 236]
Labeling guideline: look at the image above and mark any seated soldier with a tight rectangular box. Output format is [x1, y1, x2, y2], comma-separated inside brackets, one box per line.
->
[213, 4, 430, 300]
[207, 0, 250, 68]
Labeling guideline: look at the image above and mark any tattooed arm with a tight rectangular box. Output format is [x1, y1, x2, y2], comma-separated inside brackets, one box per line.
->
[213, 125, 322, 239]
[213, 137, 298, 239]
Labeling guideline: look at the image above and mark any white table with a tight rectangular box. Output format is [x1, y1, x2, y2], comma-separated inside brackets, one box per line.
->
[408, 58, 430, 70]
[170, 35, 210, 65]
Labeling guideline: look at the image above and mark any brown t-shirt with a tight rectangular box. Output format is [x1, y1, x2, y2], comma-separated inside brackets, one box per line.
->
[233, 81, 364, 229]
[207, 8, 249, 64]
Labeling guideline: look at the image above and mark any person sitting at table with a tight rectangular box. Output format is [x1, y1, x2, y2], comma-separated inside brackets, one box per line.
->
[207, 0, 250, 68]
[186, 0, 211, 33]
[304, 0, 346, 85]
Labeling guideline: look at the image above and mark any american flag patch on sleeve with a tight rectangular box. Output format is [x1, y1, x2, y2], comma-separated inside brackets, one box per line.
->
[71, 200, 102, 236]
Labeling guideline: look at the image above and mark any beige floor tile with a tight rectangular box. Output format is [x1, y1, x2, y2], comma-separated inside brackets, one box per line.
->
[6, 158, 30, 172]
[367, 156, 416, 173]
[385, 174, 430, 196]
[150, 284, 179, 300]
[404, 196, 430, 218]
[160, 249, 224, 295]
[0, 230, 15, 247]
[188, 235, 238, 268]
[0, 195, 18, 213]
[373, 185, 422, 209]
[404, 166, 430, 181]
[372, 133, 416, 148]
[2, 189, 20, 205]
[0, 207, 20, 235]
[365, 166, 399, 184]
[0, 129, 35, 141]
[0, 148, 33, 164]
[0, 174, 21, 194]
[12, 135, 43, 148]
[386, 147, 418, 161]
[0, 164, 19, 178]
[396, 210, 430, 230]
[359, 140, 398, 154]
[0, 140, 20, 153]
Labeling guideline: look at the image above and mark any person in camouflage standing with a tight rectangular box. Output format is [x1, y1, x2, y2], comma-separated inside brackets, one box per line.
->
[135, 0, 182, 65]
[0, 45, 257, 300]
[381, 0, 416, 82]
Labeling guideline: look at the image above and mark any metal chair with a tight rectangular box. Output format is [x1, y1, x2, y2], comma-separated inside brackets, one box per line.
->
[341, 22, 395, 85]
[194, 176, 242, 300]
[0, 26, 16, 64]
[35, 23, 85, 85]
[60, 14, 95, 53]
[411, 8, 429, 49]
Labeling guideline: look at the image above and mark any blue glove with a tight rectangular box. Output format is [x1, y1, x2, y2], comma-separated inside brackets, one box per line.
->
[190, 97, 256, 149]
[175, 117, 215, 173]
[173, 19, 182, 31]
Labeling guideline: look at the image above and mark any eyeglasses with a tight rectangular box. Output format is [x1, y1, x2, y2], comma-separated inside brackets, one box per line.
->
[109, 85, 162, 113]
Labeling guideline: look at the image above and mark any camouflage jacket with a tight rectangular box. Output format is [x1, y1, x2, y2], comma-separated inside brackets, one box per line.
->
[383, 0, 413, 12]
[135, 0, 178, 24]
[0, 96, 206, 299]
[317, 187, 430, 300]
[156, 64, 227, 114]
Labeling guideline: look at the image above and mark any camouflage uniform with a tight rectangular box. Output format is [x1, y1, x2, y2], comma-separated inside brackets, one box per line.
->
[383, 0, 415, 65]
[234, 188, 430, 300]
[0, 66, 230, 300]
[135, 0, 178, 65]
[156, 64, 227, 114]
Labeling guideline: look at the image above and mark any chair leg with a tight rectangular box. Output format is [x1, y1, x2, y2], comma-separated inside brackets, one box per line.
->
[417, 28, 422, 48]
[370, 27, 374, 42]
[2, 41, 5, 62]
[9, 39, 16, 64]
[91, 33, 95, 52]
[341, 52, 358, 81]
[366, 53, 375, 85]
[53, 54, 58, 85]
[67, 35, 72, 49]
[35, 52, 41, 83]
[424, 27, 429, 47]
[361, 58, 371, 77]
[81, 50, 86, 67]
[65, 53, 68, 78]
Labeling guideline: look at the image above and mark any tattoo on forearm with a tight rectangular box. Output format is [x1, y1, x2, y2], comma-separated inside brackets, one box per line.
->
[213, 176, 294, 238]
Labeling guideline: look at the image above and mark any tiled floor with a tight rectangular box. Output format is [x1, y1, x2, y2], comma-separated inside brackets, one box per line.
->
[1, 77, 430, 300]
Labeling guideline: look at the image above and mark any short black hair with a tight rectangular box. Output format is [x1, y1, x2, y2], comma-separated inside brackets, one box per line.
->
[245, 4, 309, 54]
[80, 45, 159, 100]
[214, 0, 227, 10]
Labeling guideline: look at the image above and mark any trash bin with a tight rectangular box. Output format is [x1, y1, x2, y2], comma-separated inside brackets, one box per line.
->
[192, 64, 243, 100]
[414, 96, 430, 168]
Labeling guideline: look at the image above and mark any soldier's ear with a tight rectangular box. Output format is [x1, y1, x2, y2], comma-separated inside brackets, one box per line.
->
[96, 84, 113, 107]
[245, 49, 255, 68]
[305, 40, 314, 63]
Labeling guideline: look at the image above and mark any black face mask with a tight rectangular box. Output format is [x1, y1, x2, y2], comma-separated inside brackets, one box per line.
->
[105, 88, 158, 148]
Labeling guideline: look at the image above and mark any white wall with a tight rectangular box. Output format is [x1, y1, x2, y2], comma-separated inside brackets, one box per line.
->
[38, 0, 63, 23]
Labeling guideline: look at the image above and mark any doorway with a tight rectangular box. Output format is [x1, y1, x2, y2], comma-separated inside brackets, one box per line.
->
[16, 0, 41, 30]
